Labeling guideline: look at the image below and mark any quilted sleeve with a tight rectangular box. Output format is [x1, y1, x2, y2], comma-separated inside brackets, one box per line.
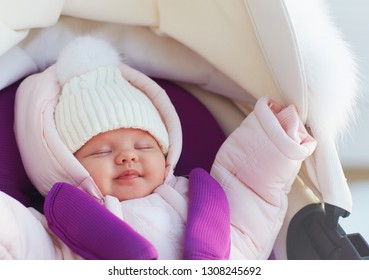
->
[0, 191, 63, 259]
[210, 96, 316, 259]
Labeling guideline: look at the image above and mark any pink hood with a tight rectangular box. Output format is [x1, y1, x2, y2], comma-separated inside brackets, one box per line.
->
[14, 63, 182, 202]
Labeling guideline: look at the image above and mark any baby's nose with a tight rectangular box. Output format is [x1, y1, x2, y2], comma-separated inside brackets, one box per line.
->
[116, 150, 138, 164]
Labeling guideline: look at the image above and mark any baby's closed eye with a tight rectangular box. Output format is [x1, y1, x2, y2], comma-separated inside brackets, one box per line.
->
[88, 146, 113, 157]
[135, 143, 154, 150]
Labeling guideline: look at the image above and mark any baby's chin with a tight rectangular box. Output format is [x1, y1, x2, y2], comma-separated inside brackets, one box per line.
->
[112, 187, 156, 202]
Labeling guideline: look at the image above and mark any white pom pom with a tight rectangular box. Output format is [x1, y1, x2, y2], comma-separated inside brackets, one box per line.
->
[56, 36, 120, 85]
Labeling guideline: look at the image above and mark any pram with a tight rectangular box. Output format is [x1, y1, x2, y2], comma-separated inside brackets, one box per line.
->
[0, 0, 368, 259]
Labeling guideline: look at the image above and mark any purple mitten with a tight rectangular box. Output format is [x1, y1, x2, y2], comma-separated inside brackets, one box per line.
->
[184, 168, 231, 260]
[44, 182, 157, 260]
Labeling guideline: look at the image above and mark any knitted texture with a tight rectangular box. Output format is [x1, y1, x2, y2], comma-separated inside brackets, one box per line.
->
[44, 182, 157, 260]
[54, 36, 169, 154]
[184, 168, 231, 259]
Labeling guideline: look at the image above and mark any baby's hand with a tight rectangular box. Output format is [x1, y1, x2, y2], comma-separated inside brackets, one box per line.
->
[267, 98, 316, 153]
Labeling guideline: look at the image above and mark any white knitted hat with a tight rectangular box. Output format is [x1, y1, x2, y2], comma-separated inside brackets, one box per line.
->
[54, 36, 169, 154]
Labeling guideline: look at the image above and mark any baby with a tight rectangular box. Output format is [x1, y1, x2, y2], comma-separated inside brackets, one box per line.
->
[7, 36, 317, 260]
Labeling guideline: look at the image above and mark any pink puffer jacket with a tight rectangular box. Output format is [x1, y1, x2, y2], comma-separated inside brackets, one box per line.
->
[5, 61, 316, 259]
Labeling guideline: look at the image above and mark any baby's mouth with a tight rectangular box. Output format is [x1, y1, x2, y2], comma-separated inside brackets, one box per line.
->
[115, 170, 140, 180]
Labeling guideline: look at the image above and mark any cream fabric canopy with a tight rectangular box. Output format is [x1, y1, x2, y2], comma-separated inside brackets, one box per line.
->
[0, 0, 359, 214]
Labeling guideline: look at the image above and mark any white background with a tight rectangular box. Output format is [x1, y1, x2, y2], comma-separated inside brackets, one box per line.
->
[326, 0, 369, 242]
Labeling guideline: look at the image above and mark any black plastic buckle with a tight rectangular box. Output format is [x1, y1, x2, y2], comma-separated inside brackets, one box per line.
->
[287, 203, 369, 259]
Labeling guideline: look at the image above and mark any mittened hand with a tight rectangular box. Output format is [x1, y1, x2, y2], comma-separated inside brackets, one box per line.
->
[251, 97, 317, 161]
[267, 98, 317, 156]
[44, 182, 157, 260]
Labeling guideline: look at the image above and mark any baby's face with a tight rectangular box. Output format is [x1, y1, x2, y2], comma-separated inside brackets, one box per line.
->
[74, 128, 167, 201]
